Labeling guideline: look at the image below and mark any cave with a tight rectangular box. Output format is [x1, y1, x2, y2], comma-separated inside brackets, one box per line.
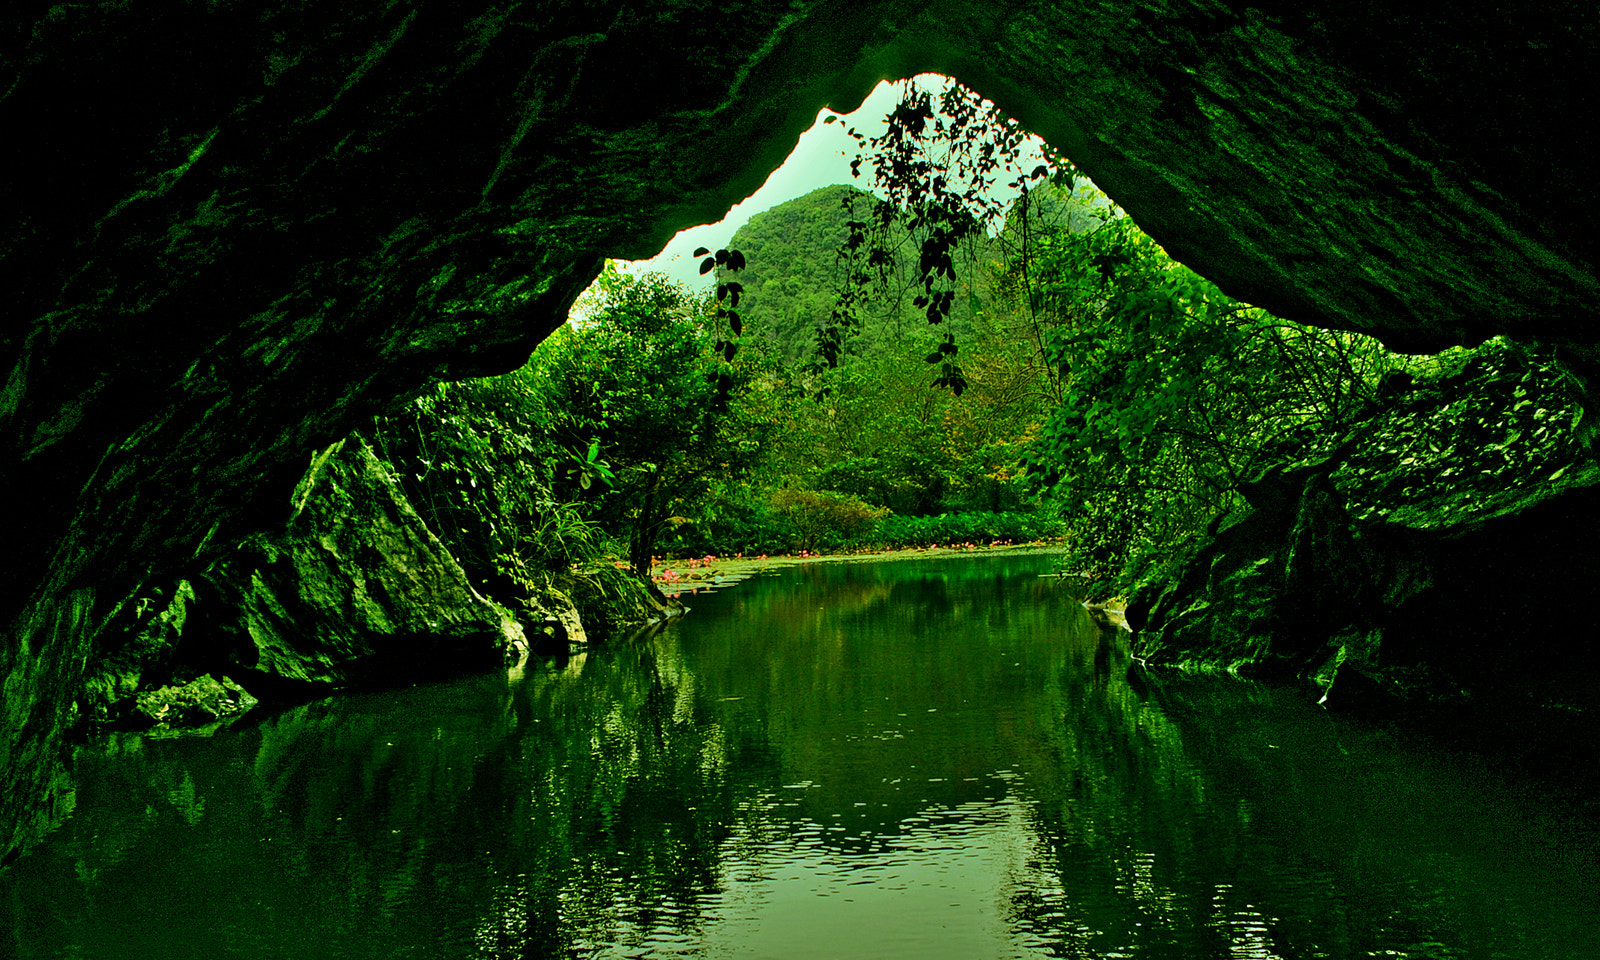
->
[2, 1, 1595, 863]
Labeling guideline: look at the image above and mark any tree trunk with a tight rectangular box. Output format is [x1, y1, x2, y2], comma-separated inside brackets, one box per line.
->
[629, 469, 663, 578]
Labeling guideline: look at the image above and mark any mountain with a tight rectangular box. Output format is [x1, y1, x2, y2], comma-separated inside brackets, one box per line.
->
[722, 181, 1106, 363]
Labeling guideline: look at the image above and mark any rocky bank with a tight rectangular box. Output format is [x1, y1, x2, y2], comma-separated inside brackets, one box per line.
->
[1129, 342, 1600, 749]
[78, 434, 679, 736]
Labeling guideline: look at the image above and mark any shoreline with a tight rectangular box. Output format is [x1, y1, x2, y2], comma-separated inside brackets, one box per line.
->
[646, 541, 1069, 597]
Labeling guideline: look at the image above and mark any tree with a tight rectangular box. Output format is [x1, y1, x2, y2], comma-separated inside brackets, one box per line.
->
[1011, 209, 1401, 592]
[531, 266, 764, 575]
[813, 75, 1405, 593]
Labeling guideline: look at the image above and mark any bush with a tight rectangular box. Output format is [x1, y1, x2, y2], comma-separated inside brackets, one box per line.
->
[656, 485, 1063, 559]
[768, 488, 890, 551]
[871, 510, 1064, 548]
[657, 483, 798, 557]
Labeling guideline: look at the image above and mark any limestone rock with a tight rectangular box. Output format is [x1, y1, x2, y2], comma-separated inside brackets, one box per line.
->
[566, 563, 686, 644]
[198, 437, 527, 689]
[1132, 346, 1600, 721]
[79, 581, 197, 724]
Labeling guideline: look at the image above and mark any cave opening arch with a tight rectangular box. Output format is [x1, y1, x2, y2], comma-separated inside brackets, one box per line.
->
[2, 0, 1596, 866]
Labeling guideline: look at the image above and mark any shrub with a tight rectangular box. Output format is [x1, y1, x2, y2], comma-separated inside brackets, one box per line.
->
[871, 510, 1064, 548]
[658, 483, 798, 558]
[768, 488, 890, 552]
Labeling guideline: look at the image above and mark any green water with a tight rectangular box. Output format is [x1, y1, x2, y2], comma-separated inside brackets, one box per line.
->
[3, 554, 1596, 958]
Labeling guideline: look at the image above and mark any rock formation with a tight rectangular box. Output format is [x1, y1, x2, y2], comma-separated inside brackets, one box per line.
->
[3, 1, 1595, 862]
[1130, 341, 1600, 735]
[76, 434, 681, 725]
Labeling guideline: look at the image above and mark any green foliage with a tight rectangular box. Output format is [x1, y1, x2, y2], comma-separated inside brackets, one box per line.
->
[367, 264, 769, 591]
[369, 374, 605, 610]
[722, 183, 989, 365]
[799, 77, 1418, 596]
[741, 319, 1055, 520]
[1011, 210, 1405, 595]
[767, 488, 889, 551]
[655, 481, 794, 557]
[871, 511, 1064, 548]
[374, 75, 1577, 611]
[533, 265, 766, 574]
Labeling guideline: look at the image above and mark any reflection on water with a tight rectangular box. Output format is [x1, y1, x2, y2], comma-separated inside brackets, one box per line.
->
[3, 554, 1596, 959]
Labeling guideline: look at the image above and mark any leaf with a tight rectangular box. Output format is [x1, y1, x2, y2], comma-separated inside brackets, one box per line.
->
[692, 246, 710, 257]
[728, 311, 742, 335]
[700, 257, 716, 275]
[822, 115, 836, 124]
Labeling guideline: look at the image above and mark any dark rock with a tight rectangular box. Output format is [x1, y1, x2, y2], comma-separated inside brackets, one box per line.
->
[1134, 346, 1600, 734]
[195, 436, 528, 691]
[79, 580, 197, 724]
[515, 564, 686, 653]
[565, 563, 686, 644]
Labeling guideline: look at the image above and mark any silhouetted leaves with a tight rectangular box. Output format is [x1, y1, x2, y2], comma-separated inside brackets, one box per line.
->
[703, 247, 748, 409]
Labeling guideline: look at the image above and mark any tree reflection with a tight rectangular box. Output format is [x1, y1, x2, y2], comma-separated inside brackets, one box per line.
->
[5, 554, 1597, 959]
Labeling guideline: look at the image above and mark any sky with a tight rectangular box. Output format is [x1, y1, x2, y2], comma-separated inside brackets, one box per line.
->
[618, 75, 1047, 292]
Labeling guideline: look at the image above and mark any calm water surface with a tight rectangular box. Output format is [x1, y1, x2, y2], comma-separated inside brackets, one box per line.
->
[3, 554, 1596, 958]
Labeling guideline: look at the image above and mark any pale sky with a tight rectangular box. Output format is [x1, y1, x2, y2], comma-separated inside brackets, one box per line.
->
[619, 75, 1047, 291]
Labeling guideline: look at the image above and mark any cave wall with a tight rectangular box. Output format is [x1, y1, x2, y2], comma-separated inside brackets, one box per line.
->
[2, 0, 1595, 861]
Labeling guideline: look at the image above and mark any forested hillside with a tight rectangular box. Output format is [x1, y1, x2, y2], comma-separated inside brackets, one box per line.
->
[725, 184, 990, 361]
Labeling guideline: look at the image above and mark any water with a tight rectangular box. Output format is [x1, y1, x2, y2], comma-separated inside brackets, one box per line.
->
[3, 553, 1596, 959]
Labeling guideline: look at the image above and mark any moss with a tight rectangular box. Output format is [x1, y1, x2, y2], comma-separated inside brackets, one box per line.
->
[129, 675, 258, 731]
[1133, 340, 1600, 720]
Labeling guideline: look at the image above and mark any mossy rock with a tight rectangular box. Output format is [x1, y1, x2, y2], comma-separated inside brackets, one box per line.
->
[564, 563, 685, 643]
[130, 675, 258, 730]
[1134, 342, 1600, 721]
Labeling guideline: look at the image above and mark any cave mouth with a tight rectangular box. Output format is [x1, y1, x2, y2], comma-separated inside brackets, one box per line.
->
[616, 73, 1054, 294]
[6, 0, 1598, 873]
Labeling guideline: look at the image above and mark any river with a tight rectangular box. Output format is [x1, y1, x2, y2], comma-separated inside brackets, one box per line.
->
[3, 553, 1595, 958]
